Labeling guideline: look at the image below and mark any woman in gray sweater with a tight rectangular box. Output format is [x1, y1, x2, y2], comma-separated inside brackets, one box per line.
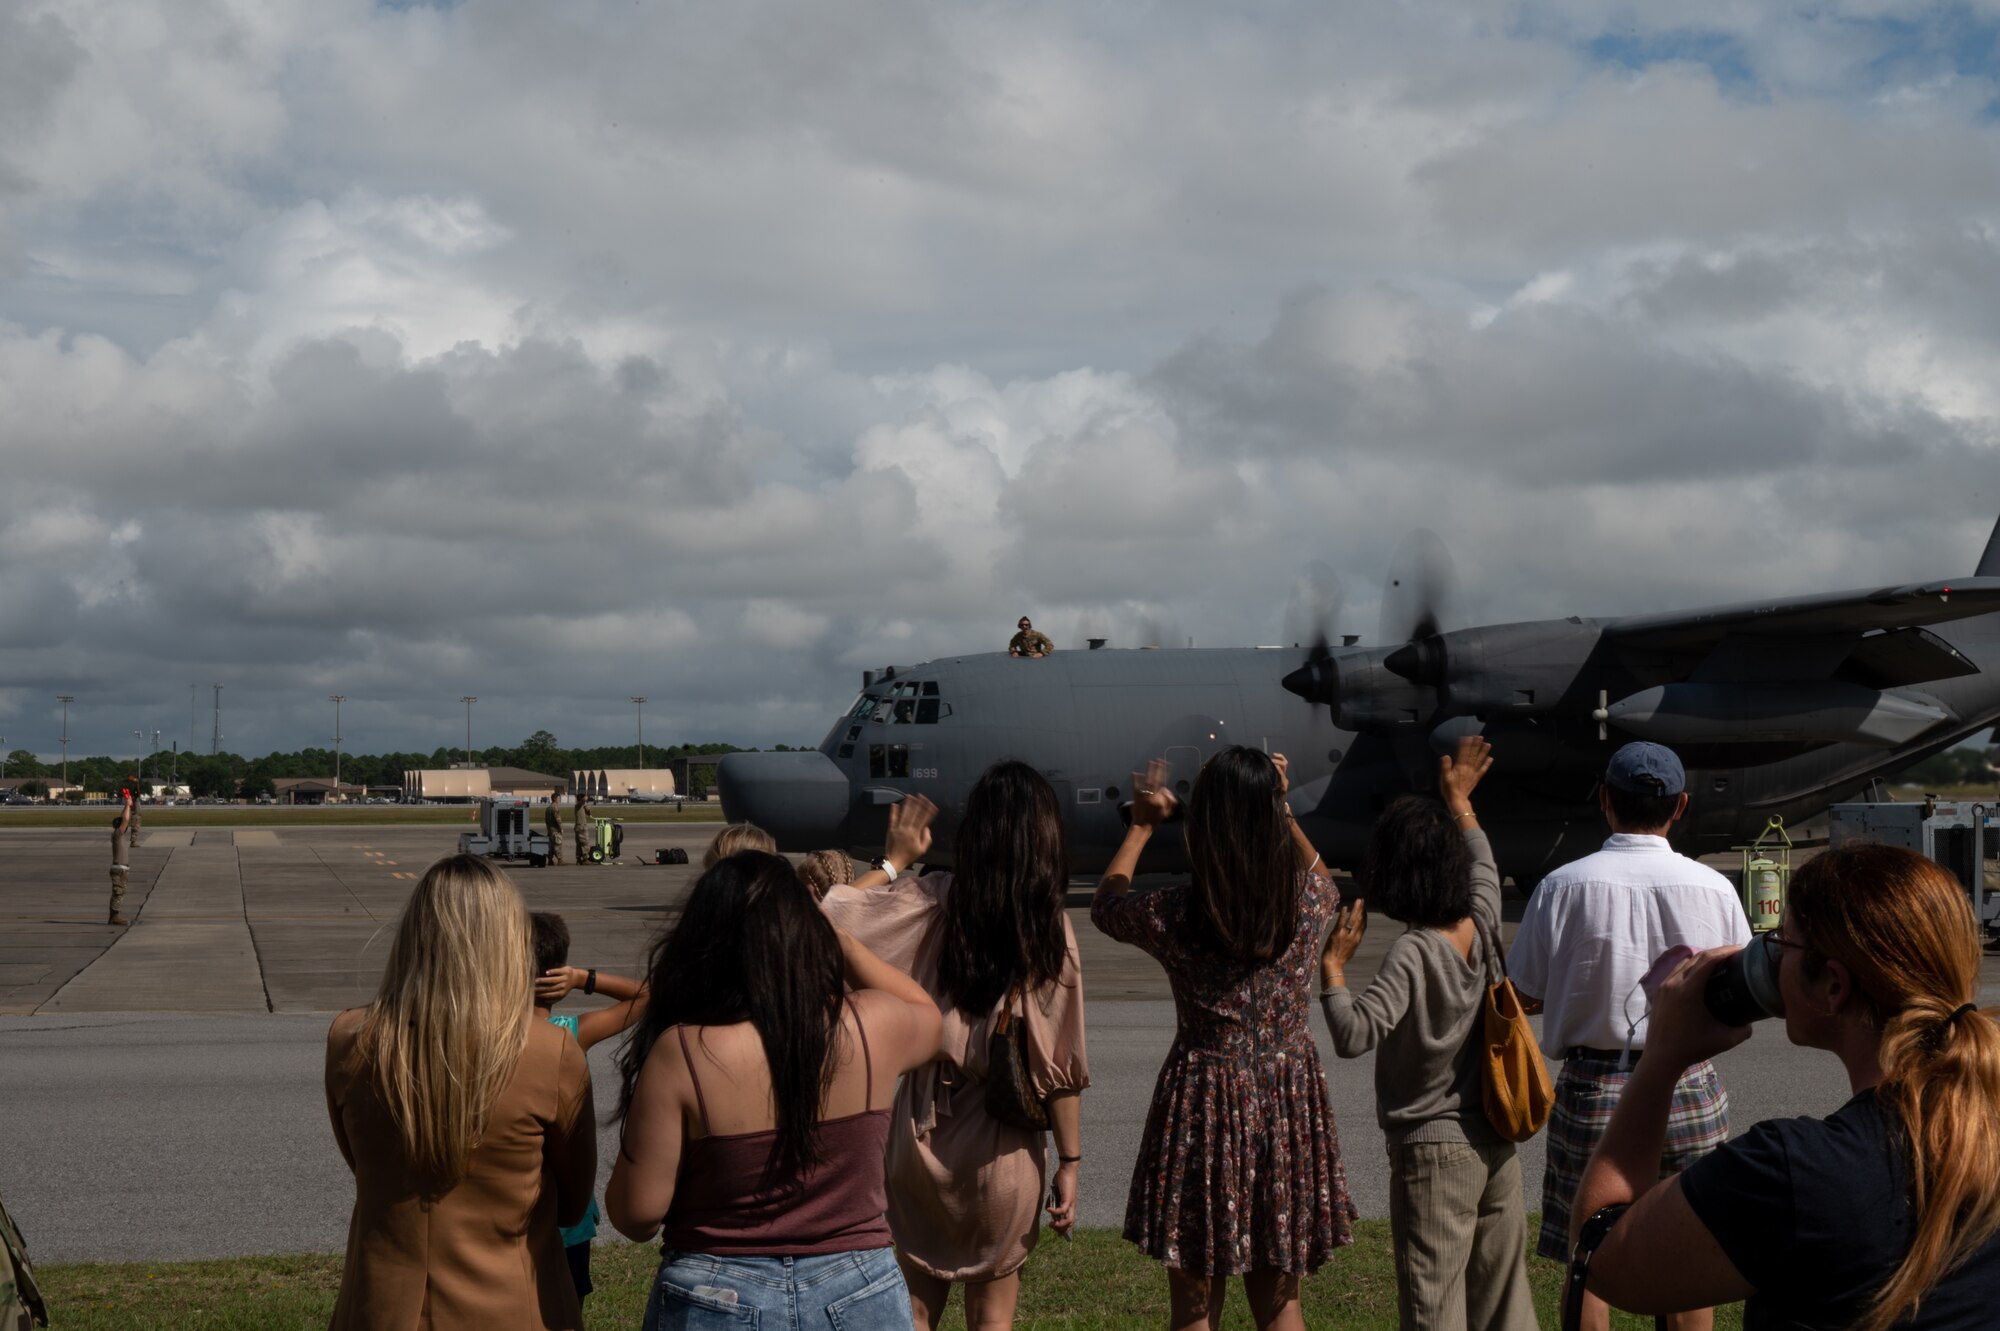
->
[1319, 736, 1536, 1331]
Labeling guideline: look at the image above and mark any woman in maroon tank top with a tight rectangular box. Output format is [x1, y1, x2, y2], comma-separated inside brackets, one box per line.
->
[606, 851, 943, 1331]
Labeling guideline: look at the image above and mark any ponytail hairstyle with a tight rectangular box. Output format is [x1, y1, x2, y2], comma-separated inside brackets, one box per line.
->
[1786, 844, 2000, 1331]
[616, 851, 846, 1179]
[936, 761, 1070, 1015]
[359, 854, 534, 1188]
[1185, 746, 1300, 964]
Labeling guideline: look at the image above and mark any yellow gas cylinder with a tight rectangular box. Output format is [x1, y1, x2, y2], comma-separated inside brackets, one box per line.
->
[1738, 817, 1792, 934]
[1747, 855, 1785, 931]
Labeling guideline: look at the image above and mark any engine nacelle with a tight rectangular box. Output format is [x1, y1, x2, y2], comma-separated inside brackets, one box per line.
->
[1285, 619, 1606, 732]
[1606, 683, 1951, 747]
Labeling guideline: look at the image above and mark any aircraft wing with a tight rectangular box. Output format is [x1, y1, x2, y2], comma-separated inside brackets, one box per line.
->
[1602, 578, 2000, 686]
[1605, 578, 2000, 652]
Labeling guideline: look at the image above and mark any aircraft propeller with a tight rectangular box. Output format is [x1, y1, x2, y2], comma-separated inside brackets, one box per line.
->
[1378, 529, 1455, 647]
[1281, 560, 1344, 655]
[1279, 561, 1346, 712]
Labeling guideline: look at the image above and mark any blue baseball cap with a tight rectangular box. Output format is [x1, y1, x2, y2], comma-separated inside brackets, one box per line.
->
[1606, 742, 1685, 797]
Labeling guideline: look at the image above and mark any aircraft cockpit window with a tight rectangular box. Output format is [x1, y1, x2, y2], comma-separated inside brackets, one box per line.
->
[870, 699, 894, 723]
[916, 698, 941, 724]
[893, 700, 916, 724]
[848, 694, 879, 721]
[868, 743, 912, 778]
[922, 681, 939, 696]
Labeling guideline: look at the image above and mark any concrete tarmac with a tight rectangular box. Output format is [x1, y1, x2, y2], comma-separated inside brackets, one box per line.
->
[3, 822, 1998, 1265]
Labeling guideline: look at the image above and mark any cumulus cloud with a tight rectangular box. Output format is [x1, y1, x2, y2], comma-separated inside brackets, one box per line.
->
[1, 0, 1998, 759]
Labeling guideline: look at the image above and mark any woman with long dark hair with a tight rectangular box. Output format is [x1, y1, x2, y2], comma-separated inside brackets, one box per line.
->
[822, 760, 1091, 1331]
[1093, 747, 1355, 1331]
[1571, 842, 2000, 1329]
[606, 851, 943, 1331]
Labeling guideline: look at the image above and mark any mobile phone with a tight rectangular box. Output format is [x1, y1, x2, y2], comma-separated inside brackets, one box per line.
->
[1640, 944, 1697, 1001]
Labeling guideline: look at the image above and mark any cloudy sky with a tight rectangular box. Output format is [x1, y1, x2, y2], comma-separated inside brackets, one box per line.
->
[4, 0, 2000, 761]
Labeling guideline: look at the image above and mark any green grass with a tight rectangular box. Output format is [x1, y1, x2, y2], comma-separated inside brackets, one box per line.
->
[0, 804, 725, 829]
[30, 1224, 1739, 1329]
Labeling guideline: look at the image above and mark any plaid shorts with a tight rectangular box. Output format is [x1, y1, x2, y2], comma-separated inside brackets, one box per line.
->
[1535, 1055, 1728, 1260]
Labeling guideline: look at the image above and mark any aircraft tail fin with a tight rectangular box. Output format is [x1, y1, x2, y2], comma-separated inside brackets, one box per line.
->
[1981, 514, 2000, 578]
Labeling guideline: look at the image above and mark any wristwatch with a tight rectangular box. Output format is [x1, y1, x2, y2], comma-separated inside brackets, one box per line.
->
[871, 856, 900, 878]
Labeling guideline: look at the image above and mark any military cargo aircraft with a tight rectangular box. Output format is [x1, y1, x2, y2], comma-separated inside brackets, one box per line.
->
[719, 518, 2000, 891]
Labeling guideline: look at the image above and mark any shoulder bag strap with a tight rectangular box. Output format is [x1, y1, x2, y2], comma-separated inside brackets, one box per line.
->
[1472, 909, 1509, 987]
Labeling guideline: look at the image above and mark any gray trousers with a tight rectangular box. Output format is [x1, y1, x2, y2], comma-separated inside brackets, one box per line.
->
[1386, 1137, 1538, 1331]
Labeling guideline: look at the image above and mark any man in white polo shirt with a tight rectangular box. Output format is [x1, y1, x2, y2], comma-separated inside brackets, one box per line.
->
[1509, 741, 1749, 1331]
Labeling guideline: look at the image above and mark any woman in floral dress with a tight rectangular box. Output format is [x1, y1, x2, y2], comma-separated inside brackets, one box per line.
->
[1093, 748, 1355, 1331]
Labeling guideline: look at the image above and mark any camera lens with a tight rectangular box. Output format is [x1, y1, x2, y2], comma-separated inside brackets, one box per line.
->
[1703, 932, 1786, 1026]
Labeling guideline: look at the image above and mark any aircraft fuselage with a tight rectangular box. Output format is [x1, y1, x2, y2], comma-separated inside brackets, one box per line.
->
[720, 608, 2000, 887]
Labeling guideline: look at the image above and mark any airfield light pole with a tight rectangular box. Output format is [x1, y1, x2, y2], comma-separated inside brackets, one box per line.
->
[211, 684, 223, 755]
[190, 684, 198, 756]
[461, 696, 477, 766]
[631, 696, 647, 769]
[57, 695, 73, 796]
[134, 730, 147, 790]
[330, 695, 346, 800]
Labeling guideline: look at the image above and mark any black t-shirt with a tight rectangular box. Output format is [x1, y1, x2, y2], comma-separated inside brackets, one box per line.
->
[1680, 1089, 2000, 1330]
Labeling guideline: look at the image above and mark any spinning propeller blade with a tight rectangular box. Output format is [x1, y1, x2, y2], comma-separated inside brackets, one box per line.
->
[1379, 529, 1455, 646]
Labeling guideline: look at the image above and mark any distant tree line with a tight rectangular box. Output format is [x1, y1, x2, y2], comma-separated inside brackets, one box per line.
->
[1888, 745, 1997, 789]
[1, 731, 800, 801]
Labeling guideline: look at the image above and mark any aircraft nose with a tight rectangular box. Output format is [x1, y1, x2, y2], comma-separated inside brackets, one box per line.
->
[716, 750, 852, 852]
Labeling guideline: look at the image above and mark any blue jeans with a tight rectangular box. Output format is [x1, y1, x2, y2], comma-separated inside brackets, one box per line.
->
[643, 1248, 914, 1331]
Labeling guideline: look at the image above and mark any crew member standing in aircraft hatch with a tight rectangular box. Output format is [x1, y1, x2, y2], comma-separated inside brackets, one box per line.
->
[1009, 616, 1054, 658]
[545, 796, 563, 866]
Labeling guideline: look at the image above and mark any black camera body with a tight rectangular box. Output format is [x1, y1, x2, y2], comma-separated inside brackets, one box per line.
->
[1704, 931, 1786, 1026]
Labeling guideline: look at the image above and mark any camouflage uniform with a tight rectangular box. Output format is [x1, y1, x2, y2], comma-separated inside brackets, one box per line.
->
[127, 801, 142, 853]
[1009, 627, 1055, 657]
[108, 808, 131, 923]
[574, 800, 593, 864]
[545, 802, 564, 865]
[2, 1190, 47, 1329]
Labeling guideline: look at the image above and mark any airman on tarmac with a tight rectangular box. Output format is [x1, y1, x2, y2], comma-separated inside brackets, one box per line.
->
[108, 793, 134, 926]
[573, 793, 593, 865]
[545, 797, 564, 866]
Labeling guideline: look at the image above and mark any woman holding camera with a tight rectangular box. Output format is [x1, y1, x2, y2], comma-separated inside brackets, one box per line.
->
[606, 851, 944, 1331]
[1573, 843, 2000, 1329]
[1094, 748, 1355, 1331]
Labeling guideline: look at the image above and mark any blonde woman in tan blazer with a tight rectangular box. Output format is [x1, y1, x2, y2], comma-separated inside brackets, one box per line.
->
[326, 854, 596, 1330]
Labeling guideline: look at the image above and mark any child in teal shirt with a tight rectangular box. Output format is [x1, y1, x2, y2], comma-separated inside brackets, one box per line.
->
[531, 912, 650, 1303]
